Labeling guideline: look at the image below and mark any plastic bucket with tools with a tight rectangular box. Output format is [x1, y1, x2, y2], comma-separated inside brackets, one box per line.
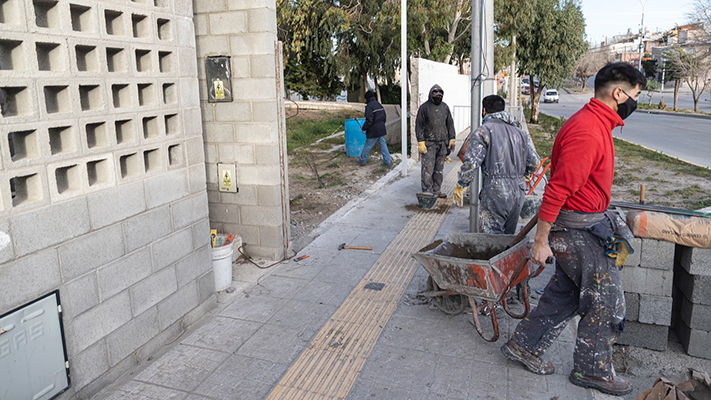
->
[416, 192, 437, 209]
[344, 118, 366, 157]
[212, 234, 233, 291]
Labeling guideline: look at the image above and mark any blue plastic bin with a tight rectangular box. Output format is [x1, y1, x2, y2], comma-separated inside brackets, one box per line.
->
[344, 118, 366, 157]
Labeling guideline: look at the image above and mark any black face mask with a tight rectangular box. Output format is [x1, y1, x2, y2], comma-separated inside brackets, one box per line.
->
[616, 93, 637, 120]
[432, 96, 442, 105]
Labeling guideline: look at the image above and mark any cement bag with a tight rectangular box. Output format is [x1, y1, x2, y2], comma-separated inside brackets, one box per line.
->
[627, 210, 711, 248]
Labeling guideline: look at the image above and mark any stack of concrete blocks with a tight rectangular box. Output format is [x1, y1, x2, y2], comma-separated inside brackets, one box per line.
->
[0, 0, 215, 398]
[672, 245, 711, 359]
[617, 238, 674, 351]
[194, 0, 290, 261]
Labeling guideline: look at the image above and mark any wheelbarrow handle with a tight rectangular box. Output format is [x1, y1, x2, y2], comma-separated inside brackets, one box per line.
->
[468, 297, 499, 342]
[502, 282, 531, 319]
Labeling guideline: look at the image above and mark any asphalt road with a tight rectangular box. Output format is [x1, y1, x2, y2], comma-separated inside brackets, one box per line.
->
[537, 92, 711, 168]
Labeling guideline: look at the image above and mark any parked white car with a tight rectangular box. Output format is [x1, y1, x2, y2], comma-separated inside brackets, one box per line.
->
[543, 89, 559, 103]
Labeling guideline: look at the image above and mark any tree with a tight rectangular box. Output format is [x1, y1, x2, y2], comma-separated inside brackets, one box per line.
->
[641, 57, 658, 79]
[407, 0, 472, 64]
[573, 48, 612, 90]
[664, 46, 711, 111]
[516, 0, 587, 123]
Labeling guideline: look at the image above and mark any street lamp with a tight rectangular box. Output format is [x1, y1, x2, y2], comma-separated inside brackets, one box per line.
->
[638, 0, 649, 71]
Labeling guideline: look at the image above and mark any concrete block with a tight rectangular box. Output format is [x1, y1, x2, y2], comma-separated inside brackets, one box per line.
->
[174, 0, 194, 17]
[204, 123, 234, 143]
[144, 170, 189, 209]
[257, 185, 282, 207]
[72, 355, 138, 398]
[624, 292, 639, 322]
[240, 205, 282, 226]
[639, 238, 674, 271]
[176, 17, 197, 48]
[617, 321, 668, 351]
[62, 273, 99, 320]
[180, 77, 200, 107]
[181, 295, 216, 326]
[220, 143, 255, 164]
[254, 145, 280, 165]
[71, 291, 132, 354]
[230, 32, 277, 56]
[230, 55, 251, 78]
[178, 47, 199, 79]
[229, 0, 276, 10]
[638, 294, 673, 326]
[252, 100, 277, 122]
[680, 294, 711, 331]
[186, 136, 207, 166]
[243, 244, 281, 260]
[135, 320, 183, 363]
[123, 207, 172, 252]
[188, 164, 208, 194]
[239, 165, 281, 186]
[194, 13, 208, 36]
[676, 320, 711, 360]
[232, 78, 277, 100]
[204, 143, 218, 164]
[0, 219, 15, 263]
[0, 249, 61, 311]
[247, 8, 277, 33]
[192, 218, 212, 250]
[87, 182, 146, 229]
[130, 267, 178, 316]
[234, 121, 278, 144]
[620, 265, 673, 297]
[60, 225, 125, 281]
[152, 228, 194, 271]
[171, 193, 209, 229]
[193, 0, 228, 13]
[622, 237, 641, 268]
[213, 101, 252, 123]
[225, 223, 258, 245]
[259, 225, 284, 247]
[209, 203, 241, 224]
[677, 245, 711, 276]
[98, 248, 153, 300]
[157, 281, 199, 330]
[176, 245, 212, 288]
[198, 270, 216, 302]
[106, 308, 159, 366]
[182, 107, 204, 138]
[220, 184, 256, 206]
[209, 11, 247, 35]
[70, 340, 110, 391]
[12, 198, 90, 256]
[196, 35, 230, 57]
[675, 265, 711, 305]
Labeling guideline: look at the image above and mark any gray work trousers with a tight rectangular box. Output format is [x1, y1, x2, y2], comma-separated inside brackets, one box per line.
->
[511, 226, 626, 378]
[479, 178, 526, 234]
[420, 140, 448, 193]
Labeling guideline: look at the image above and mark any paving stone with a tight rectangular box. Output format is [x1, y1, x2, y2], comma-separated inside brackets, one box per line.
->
[102, 381, 187, 400]
[135, 345, 229, 392]
[616, 321, 668, 351]
[356, 344, 437, 393]
[266, 299, 337, 335]
[242, 274, 309, 299]
[235, 323, 313, 365]
[194, 354, 288, 399]
[219, 292, 285, 323]
[181, 316, 261, 353]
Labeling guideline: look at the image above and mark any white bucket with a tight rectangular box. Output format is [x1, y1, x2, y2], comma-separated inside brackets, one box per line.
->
[212, 241, 233, 292]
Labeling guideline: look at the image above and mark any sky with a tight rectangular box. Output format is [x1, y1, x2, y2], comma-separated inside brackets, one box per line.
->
[582, 0, 696, 45]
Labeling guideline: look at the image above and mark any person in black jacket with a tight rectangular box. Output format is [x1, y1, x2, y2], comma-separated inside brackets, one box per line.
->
[416, 84, 456, 198]
[358, 90, 391, 166]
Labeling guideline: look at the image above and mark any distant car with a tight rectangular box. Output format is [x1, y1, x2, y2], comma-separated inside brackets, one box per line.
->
[543, 89, 559, 103]
[521, 83, 530, 95]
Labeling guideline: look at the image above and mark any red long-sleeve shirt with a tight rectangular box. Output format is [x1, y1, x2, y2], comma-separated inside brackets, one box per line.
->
[538, 98, 624, 223]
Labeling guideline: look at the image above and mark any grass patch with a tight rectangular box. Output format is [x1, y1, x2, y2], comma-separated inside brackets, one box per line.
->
[287, 110, 361, 151]
[290, 194, 303, 205]
[613, 139, 711, 178]
[664, 184, 705, 197]
[322, 136, 346, 145]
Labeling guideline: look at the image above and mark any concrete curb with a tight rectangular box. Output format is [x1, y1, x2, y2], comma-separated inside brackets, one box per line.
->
[639, 109, 711, 120]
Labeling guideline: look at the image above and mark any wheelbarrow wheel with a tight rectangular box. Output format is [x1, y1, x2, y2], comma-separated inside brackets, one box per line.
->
[426, 276, 467, 315]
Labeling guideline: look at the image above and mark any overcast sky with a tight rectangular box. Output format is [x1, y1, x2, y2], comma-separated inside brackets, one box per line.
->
[582, 0, 695, 45]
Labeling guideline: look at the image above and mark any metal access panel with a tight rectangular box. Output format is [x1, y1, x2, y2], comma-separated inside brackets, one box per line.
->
[205, 55, 233, 103]
[0, 290, 71, 400]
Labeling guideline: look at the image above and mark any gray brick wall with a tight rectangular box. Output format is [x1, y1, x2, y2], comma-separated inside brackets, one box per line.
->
[195, 0, 289, 261]
[0, 1, 215, 398]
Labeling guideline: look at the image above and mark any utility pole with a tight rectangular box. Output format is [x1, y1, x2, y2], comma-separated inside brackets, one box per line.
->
[509, 35, 517, 110]
[469, 0, 494, 233]
[638, 0, 648, 71]
[400, 0, 407, 177]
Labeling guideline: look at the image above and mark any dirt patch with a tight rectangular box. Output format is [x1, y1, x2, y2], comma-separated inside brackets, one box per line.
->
[287, 126, 401, 251]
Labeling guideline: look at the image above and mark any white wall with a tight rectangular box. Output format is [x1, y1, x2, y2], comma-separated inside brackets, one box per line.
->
[415, 58, 472, 134]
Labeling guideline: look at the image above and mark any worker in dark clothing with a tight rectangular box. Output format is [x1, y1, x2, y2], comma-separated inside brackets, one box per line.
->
[500, 62, 646, 397]
[358, 90, 391, 166]
[453, 95, 540, 234]
[415, 84, 456, 198]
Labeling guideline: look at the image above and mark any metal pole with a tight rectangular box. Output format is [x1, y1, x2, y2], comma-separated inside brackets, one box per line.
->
[509, 35, 517, 110]
[401, 0, 407, 176]
[469, 0, 483, 233]
[638, 0, 647, 71]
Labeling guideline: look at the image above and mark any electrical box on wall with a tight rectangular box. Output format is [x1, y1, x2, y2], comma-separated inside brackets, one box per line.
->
[206, 55, 233, 103]
[218, 163, 238, 193]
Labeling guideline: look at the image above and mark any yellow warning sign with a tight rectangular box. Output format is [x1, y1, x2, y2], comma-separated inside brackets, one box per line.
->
[214, 79, 225, 99]
[223, 170, 231, 188]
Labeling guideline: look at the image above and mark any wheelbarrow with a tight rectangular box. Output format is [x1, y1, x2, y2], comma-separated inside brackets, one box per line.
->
[412, 232, 546, 342]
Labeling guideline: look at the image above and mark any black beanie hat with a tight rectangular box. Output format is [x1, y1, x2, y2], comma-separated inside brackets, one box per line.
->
[365, 90, 375, 100]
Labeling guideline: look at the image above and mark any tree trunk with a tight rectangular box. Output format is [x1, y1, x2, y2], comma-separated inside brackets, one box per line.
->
[529, 75, 544, 124]
[673, 79, 680, 111]
[374, 75, 382, 104]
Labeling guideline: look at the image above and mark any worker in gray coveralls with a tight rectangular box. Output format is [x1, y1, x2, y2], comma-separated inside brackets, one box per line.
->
[453, 94, 539, 234]
[415, 84, 456, 198]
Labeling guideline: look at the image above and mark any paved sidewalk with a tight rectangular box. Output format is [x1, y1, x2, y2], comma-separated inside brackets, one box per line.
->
[95, 157, 627, 400]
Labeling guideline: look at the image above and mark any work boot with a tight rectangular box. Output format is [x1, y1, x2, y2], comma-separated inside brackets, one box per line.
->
[569, 371, 633, 396]
[437, 192, 447, 199]
[500, 340, 554, 375]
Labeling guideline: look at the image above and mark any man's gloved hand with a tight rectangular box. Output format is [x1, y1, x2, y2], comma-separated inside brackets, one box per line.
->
[448, 139, 456, 151]
[418, 141, 427, 154]
[453, 182, 468, 207]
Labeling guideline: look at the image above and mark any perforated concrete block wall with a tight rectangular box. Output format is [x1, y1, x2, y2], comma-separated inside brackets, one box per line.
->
[0, 0, 212, 398]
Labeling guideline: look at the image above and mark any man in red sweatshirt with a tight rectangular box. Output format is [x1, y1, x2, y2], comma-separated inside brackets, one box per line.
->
[500, 62, 646, 396]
